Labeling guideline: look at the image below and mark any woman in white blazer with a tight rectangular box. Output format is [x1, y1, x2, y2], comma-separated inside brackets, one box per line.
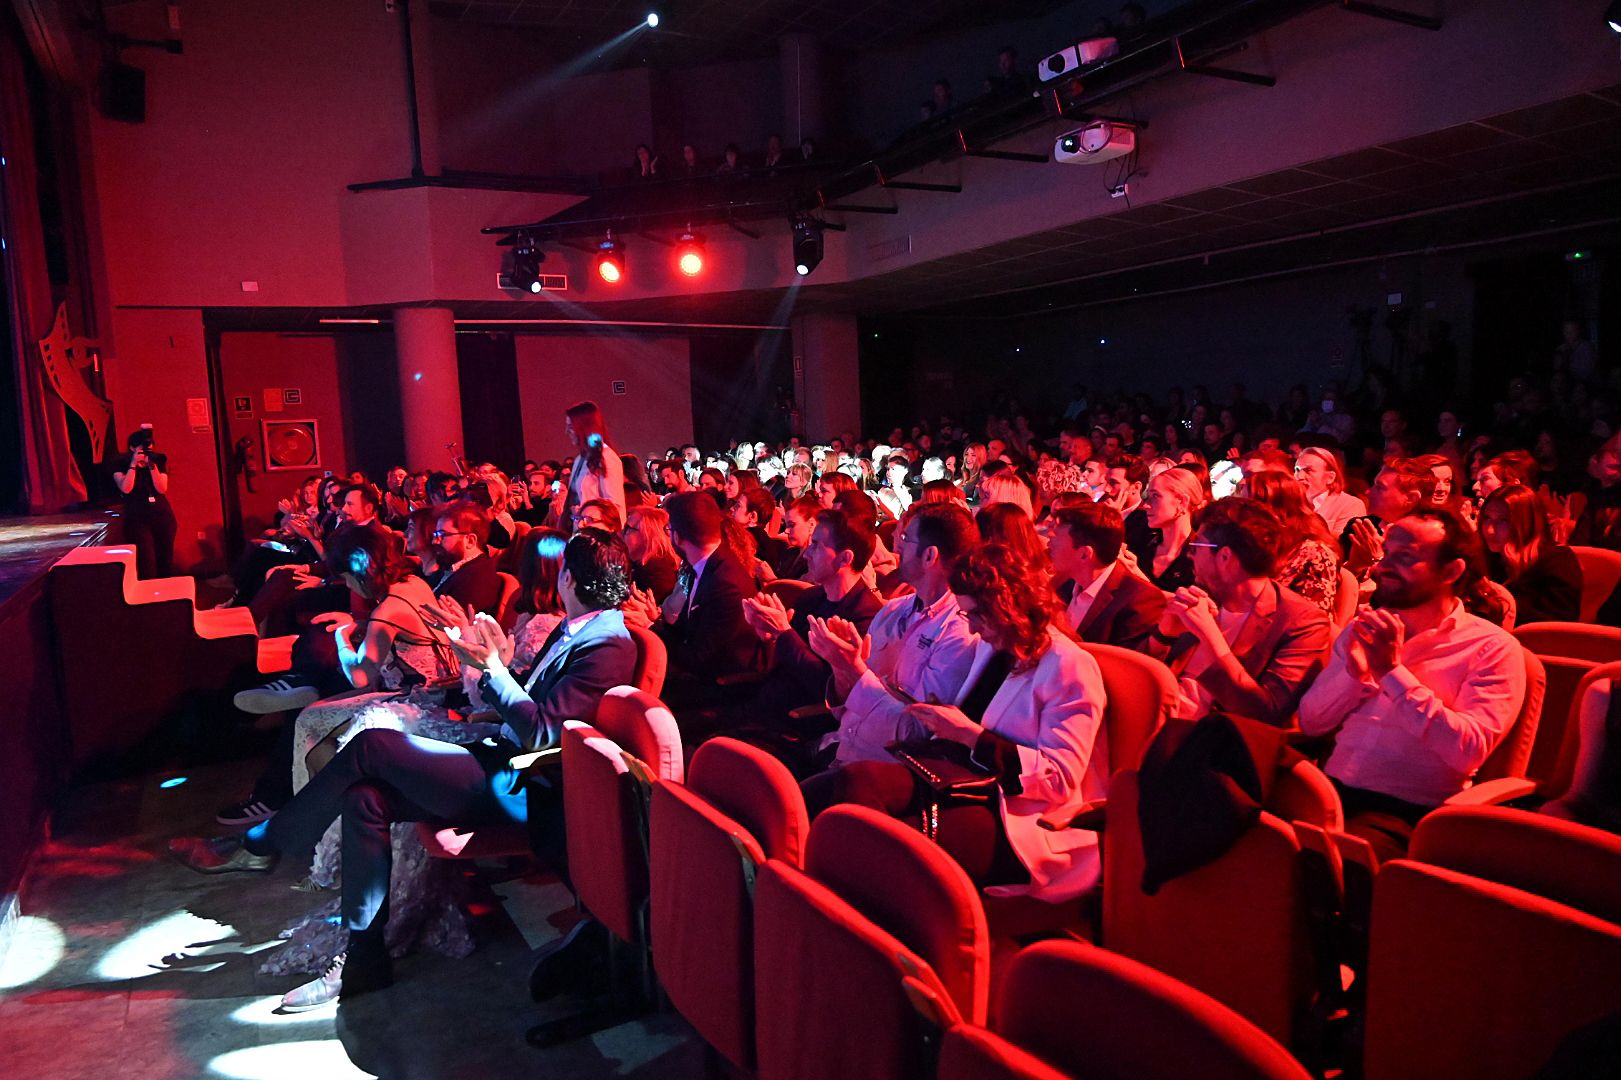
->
[804, 542, 1109, 903]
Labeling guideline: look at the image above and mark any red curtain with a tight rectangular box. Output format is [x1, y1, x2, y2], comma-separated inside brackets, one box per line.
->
[0, 27, 85, 513]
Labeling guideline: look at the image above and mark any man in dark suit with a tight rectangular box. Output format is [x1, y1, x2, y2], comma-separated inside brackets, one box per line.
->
[736, 509, 884, 727]
[1048, 502, 1165, 651]
[172, 529, 639, 1009]
[648, 491, 759, 707]
[1146, 498, 1332, 726]
[431, 501, 503, 616]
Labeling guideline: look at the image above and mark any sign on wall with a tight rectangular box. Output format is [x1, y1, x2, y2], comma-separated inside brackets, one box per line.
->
[186, 397, 212, 433]
[262, 419, 320, 470]
[283, 388, 303, 405]
[263, 388, 284, 413]
[232, 395, 254, 419]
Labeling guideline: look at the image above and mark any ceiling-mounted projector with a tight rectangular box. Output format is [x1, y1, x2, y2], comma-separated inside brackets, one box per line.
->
[1040, 37, 1119, 82]
[1055, 120, 1136, 164]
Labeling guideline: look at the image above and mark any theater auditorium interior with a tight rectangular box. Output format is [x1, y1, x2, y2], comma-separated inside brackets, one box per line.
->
[3, 0, 1621, 1077]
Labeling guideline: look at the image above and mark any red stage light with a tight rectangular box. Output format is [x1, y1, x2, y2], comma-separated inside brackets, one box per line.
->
[596, 252, 623, 284]
[675, 230, 705, 277]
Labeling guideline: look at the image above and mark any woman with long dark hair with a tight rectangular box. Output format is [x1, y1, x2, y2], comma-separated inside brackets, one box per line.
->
[1479, 484, 1582, 625]
[563, 399, 626, 522]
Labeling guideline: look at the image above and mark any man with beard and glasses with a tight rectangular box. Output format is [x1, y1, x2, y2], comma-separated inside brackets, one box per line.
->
[1298, 505, 1527, 861]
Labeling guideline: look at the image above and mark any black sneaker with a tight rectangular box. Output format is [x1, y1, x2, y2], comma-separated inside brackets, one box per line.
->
[216, 797, 277, 827]
[234, 676, 320, 715]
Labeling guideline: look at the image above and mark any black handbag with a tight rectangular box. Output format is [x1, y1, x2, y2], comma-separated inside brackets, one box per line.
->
[888, 739, 998, 839]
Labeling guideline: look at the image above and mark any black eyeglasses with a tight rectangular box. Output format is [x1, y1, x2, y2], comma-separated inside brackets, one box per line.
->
[431, 530, 473, 541]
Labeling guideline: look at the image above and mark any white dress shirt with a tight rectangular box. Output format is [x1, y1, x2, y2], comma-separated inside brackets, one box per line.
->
[1298, 600, 1526, 806]
[829, 589, 979, 764]
[1065, 569, 1113, 633]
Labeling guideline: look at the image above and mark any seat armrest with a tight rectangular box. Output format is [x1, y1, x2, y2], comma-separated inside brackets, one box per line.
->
[716, 671, 768, 688]
[788, 703, 832, 722]
[1444, 777, 1537, 806]
[1038, 799, 1108, 832]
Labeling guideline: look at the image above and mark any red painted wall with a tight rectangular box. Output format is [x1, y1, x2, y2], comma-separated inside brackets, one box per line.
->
[513, 333, 694, 463]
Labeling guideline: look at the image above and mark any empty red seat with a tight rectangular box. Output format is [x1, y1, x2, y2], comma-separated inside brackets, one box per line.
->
[649, 737, 809, 1071]
[938, 940, 1311, 1080]
[1364, 806, 1621, 1079]
[754, 804, 989, 1080]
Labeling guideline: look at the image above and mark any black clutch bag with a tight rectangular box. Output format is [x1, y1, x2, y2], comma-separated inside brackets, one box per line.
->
[888, 739, 998, 801]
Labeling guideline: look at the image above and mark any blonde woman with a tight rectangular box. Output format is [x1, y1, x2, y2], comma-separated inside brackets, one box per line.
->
[978, 469, 1035, 517]
[1131, 465, 1207, 591]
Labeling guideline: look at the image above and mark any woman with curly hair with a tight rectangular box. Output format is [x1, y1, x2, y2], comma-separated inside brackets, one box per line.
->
[802, 542, 1110, 902]
[1245, 471, 1341, 614]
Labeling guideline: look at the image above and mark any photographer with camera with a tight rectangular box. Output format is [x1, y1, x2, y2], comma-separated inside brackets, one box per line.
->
[113, 425, 176, 578]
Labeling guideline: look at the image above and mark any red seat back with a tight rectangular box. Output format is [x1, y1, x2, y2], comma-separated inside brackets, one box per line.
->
[561, 686, 683, 943]
[1365, 859, 1621, 1079]
[753, 806, 989, 1080]
[1569, 546, 1621, 624]
[1103, 768, 1333, 1047]
[650, 739, 808, 1070]
[939, 940, 1311, 1080]
[627, 622, 667, 696]
[1473, 644, 1544, 785]
[1078, 642, 1178, 773]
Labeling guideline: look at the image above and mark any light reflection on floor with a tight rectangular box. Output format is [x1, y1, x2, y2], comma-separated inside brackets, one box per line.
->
[207, 1040, 379, 1079]
[93, 910, 240, 980]
[0, 916, 65, 990]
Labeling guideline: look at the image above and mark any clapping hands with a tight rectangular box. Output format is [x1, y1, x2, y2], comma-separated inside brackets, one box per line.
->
[1165, 585, 1222, 645]
[422, 600, 510, 671]
[807, 615, 869, 698]
[741, 591, 793, 641]
[621, 586, 660, 629]
[1350, 608, 1405, 678]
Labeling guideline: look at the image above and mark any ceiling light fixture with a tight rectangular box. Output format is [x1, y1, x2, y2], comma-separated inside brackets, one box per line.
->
[792, 217, 823, 277]
[595, 230, 625, 284]
[646, 12, 660, 28]
[1609, 1, 1621, 32]
[501, 232, 545, 294]
[675, 228, 705, 277]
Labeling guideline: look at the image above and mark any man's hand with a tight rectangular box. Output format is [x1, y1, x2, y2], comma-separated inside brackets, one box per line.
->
[1345, 518, 1384, 576]
[807, 615, 869, 699]
[903, 703, 981, 748]
[310, 610, 348, 629]
[1168, 586, 1223, 648]
[1353, 609, 1405, 678]
[290, 568, 323, 590]
[742, 592, 793, 641]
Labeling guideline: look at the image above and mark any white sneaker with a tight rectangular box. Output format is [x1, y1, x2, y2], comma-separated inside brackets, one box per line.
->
[279, 953, 344, 1012]
[233, 678, 320, 715]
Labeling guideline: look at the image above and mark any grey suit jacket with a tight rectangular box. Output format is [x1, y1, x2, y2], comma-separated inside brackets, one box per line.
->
[480, 608, 639, 751]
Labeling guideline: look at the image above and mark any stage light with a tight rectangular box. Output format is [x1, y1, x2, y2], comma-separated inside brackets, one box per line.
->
[792, 217, 823, 276]
[1608, 1, 1621, 32]
[159, 776, 188, 788]
[676, 230, 705, 277]
[499, 231, 545, 294]
[646, 12, 660, 28]
[595, 231, 625, 284]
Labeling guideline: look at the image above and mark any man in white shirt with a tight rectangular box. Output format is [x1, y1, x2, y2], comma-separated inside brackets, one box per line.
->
[1298, 506, 1527, 861]
[805, 502, 981, 771]
[1295, 446, 1366, 539]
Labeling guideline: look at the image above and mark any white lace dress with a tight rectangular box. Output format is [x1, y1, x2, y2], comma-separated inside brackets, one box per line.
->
[261, 581, 505, 977]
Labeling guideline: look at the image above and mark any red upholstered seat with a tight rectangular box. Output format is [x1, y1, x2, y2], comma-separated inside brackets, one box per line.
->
[754, 805, 990, 1080]
[650, 738, 809, 1070]
[563, 686, 683, 944]
[1102, 765, 1339, 1049]
[1365, 808, 1621, 1080]
[939, 940, 1311, 1080]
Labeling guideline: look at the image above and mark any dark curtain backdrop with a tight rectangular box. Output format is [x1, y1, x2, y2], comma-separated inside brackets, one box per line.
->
[0, 21, 84, 513]
[690, 330, 792, 450]
[456, 332, 525, 470]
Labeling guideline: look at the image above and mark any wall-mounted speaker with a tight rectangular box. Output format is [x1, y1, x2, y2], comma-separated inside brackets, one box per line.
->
[100, 62, 147, 124]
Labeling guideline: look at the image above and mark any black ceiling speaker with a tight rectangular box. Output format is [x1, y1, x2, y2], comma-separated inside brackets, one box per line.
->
[100, 62, 146, 123]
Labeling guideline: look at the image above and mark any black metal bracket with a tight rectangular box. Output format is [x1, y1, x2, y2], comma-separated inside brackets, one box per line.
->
[873, 163, 962, 192]
[818, 189, 900, 214]
[1340, 0, 1441, 30]
[1173, 36, 1276, 87]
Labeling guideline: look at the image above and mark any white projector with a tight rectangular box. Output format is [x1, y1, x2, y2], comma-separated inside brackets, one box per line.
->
[1039, 37, 1119, 82]
[1054, 120, 1136, 164]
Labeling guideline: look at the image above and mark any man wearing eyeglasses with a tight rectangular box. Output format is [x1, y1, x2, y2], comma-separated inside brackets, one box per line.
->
[430, 503, 501, 616]
[1144, 497, 1331, 726]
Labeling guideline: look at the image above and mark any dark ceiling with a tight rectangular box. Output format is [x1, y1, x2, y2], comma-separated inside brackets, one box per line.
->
[205, 84, 1621, 332]
[426, 0, 1070, 66]
[820, 83, 1621, 318]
